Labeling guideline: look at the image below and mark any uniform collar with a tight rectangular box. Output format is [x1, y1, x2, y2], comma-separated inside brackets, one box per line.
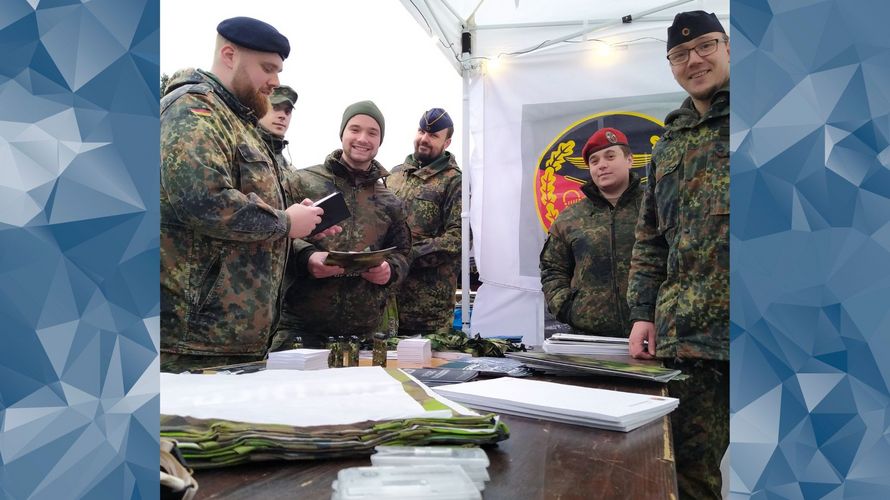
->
[580, 170, 641, 207]
[198, 69, 260, 125]
[665, 82, 730, 131]
[327, 149, 390, 186]
[402, 151, 458, 180]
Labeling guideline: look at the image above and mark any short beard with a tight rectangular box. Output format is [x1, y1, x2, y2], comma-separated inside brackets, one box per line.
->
[231, 68, 270, 118]
[413, 145, 442, 165]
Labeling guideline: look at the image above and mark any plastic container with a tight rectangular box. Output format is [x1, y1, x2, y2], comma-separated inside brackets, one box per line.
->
[370, 446, 490, 486]
[331, 465, 480, 500]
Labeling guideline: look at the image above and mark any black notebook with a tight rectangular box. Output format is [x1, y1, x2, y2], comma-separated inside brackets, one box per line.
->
[309, 191, 351, 236]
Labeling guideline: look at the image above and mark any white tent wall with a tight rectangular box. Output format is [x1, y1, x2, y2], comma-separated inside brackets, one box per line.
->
[401, 0, 729, 344]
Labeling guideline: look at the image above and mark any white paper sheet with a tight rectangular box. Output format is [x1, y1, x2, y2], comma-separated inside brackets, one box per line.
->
[161, 367, 459, 427]
[434, 377, 678, 432]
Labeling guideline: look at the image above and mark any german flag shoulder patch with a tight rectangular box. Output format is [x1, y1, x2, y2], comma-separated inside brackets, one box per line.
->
[190, 107, 212, 117]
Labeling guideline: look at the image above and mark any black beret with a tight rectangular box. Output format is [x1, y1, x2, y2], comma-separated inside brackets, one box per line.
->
[667, 11, 725, 52]
[217, 16, 290, 60]
[419, 108, 453, 134]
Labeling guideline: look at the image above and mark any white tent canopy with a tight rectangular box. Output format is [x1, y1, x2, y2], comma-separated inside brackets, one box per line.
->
[400, 0, 729, 344]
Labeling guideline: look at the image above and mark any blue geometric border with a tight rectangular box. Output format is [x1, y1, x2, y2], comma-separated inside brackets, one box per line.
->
[0, 1, 159, 499]
[731, 0, 890, 497]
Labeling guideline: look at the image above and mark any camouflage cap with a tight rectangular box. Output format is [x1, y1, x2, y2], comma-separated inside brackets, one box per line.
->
[270, 85, 298, 107]
[667, 11, 725, 51]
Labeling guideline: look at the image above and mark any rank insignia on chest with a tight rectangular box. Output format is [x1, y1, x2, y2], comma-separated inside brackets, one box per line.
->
[190, 108, 212, 117]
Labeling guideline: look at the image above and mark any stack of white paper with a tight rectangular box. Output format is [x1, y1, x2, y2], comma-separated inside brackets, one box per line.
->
[266, 348, 330, 370]
[161, 367, 474, 427]
[543, 333, 629, 355]
[396, 338, 432, 366]
[434, 377, 678, 432]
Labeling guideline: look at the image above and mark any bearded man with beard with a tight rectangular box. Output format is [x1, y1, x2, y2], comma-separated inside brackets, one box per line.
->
[159, 17, 328, 372]
[386, 108, 462, 336]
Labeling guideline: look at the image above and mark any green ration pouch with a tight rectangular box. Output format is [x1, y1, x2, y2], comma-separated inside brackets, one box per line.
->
[161, 438, 198, 500]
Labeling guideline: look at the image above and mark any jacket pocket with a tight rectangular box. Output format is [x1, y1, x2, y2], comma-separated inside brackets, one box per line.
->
[409, 189, 442, 237]
[654, 157, 680, 235]
[194, 251, 224, 312]
[235, 143, 283, 211]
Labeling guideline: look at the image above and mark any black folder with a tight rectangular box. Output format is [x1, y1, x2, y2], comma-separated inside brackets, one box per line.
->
[308, 191, 351, 236]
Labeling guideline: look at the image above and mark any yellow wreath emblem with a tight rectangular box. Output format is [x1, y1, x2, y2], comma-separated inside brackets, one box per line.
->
[540, 140, 575, 223]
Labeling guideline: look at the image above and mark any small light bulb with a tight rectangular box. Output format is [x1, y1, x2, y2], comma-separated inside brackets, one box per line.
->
[486, 56, 502, 74]
[596, 43, 612, 57]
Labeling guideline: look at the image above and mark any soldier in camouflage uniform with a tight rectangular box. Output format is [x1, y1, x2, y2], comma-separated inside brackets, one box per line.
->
[258, 85, 297, 169]
[160, 18, 326, 372]
[626, 11, 730, 499]
[272, 101, 412, 348]
[388, 108, 462, 335]
[539, 127, 643, 337]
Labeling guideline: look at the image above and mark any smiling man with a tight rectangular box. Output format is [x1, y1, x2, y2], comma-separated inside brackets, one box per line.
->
[387, 108, 462, 336]
[159, 17, 326, 372]
[539, 127, 643, 338]
[258, 85, 298, 169]
[272, 101, 412, 349]
[626, 10, 730, 499]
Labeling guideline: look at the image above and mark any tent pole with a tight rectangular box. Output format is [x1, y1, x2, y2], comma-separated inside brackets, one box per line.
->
[460, 54, 472, 334]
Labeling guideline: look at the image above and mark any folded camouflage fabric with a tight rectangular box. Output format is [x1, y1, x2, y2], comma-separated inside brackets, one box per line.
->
[160, 368, 509, 469]
[160, 438, 198, 499]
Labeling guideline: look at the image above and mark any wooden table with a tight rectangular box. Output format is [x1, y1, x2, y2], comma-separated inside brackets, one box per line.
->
[189, 359, 677, 500]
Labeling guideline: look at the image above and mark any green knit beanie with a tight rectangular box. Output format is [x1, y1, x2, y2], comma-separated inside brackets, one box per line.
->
[339, 100, 385, 144]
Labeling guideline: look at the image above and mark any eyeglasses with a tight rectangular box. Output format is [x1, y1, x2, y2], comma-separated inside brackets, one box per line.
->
[667, 38, 727, 66]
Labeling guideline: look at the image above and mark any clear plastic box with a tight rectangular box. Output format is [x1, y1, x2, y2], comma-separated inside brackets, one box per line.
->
[331, 465, 481, 500]
[371, 446, 490, 484]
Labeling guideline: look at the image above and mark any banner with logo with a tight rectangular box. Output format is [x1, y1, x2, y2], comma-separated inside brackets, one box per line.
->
[467, 44, 685, 344]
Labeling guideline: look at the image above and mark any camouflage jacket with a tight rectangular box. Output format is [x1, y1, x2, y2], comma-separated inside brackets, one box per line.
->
[278, 150, 411, 335]
[388, 152, 462, 332]
[259, 127, 291, 169]
[160, 69, 291, 357]
[627, 85, 729, 361]
[539, 172, 643, 336]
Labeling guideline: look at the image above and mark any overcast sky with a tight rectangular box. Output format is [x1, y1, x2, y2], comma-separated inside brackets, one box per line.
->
[160, 0, 463, 169]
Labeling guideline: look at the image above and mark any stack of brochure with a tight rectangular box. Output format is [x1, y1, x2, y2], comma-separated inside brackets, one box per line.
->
[397, 338, 432, 366]
[401, 368, 479, 387]
[434, 377, 678, 432]
[370, 446, 490, 491]
[266, 348, 330, 370]
[542, 333, 629, 355]
[160, 368, 508, 468]
[439, 357, 534, 377]
[506, 352, 682, 382]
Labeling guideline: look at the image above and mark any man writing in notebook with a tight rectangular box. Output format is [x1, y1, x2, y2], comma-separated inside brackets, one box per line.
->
[160, 17, 328, 372]
[626, 11, 730, 499]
